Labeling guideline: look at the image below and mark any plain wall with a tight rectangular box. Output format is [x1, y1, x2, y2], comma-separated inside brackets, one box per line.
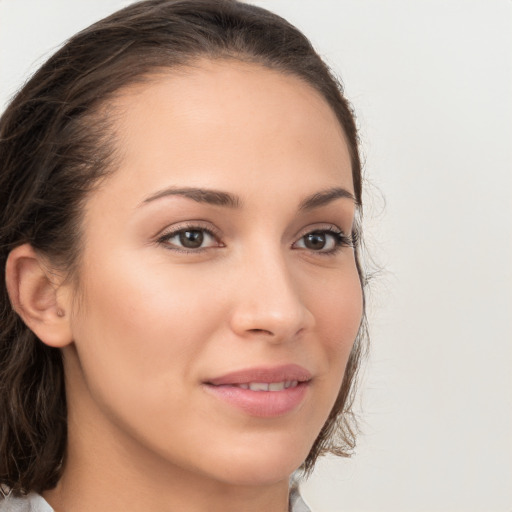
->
[1, 1, 511, 511]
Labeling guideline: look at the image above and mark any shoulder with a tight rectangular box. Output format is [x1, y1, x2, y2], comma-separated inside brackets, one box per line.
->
[0, 493, 53, 512]
[289, 483, 312, 512]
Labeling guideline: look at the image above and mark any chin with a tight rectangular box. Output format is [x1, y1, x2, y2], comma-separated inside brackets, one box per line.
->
[215, 463, 301, 487]
[200, 439, 311, 487]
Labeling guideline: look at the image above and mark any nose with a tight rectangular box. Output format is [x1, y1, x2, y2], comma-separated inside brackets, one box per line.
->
[228, 249, 314, 342]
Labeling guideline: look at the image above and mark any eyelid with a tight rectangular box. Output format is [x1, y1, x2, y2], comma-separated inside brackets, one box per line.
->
[294, 223, 347, 241]
[292, 223, 354, 254]
[156, 221, 224, 252]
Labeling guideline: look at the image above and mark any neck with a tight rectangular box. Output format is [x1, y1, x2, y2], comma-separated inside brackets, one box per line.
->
[43, 439, 291, 512]
[43, 391, 291, 512]
[44, 473, 290, 512]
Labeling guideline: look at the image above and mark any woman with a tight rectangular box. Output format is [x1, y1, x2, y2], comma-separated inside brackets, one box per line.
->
[0, 1, 367, 510]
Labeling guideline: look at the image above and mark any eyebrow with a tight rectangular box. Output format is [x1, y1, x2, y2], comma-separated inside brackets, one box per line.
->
[298, 187, 356, 210]
[141, 187, 242, 208]
[140, 185, 355, 210]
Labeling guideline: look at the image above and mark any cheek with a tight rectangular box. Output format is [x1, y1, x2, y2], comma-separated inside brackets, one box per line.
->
[313, 266, 363, 345]
[307, 263, 363, 393]
[68, 252, 217, 404]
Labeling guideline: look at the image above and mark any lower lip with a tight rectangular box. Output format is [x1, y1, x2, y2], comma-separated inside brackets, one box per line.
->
[203, 382, 309, 418]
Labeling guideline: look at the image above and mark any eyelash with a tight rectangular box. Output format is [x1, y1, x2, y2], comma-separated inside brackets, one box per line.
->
[156, 222, 223, 254]
[293, 226, 355, 256]
[156, 223, 355, 255]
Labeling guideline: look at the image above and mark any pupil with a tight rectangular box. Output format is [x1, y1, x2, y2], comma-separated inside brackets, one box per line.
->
[305, 232, 326, 250]
[180, 230, 204, 248]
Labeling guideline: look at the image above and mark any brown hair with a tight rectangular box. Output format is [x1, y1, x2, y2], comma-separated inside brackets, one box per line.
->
[0, 0, 367, 496]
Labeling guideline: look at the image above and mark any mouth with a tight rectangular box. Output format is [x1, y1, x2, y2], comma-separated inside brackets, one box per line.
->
[227, 380, 299, 391]
[203, 364, 312, 417]
[205, 363, 312, 387]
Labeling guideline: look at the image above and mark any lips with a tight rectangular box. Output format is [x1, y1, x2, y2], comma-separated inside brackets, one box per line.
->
[206, 364, 312, 386]
[203, 364, 312, 417]
[231, 381, 299, 391]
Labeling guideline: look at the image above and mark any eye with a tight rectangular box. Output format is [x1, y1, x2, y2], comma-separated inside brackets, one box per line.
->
[293, 228, 352, 254]
[157, 226, 221, 252]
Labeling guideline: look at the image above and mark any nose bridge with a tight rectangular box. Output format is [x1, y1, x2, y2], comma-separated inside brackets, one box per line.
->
[229, 242, 312, 340]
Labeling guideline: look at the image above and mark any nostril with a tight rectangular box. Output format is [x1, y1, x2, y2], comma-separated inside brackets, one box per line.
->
[248, 328, 273, 335]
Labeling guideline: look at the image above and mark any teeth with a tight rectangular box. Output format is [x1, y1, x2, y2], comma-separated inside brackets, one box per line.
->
[249, 382, 269, 391]
[234, 381, 299, 391]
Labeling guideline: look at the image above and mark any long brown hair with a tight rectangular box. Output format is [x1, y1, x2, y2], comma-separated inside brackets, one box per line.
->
[0, 0, 367, 496]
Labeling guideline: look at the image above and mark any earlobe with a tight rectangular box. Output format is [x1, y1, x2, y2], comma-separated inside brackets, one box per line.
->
[5, 244, 73, 348]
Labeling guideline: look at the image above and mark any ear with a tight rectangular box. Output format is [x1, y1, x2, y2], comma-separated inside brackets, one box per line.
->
[5, 244, 73, 348]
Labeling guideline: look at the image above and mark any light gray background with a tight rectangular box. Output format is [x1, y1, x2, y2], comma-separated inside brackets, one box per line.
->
[1, 1, 511, 511]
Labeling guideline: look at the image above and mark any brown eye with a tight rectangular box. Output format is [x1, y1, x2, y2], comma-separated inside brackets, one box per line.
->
[293, 228, 348, 254]
[179, 230, 204, 249]
[303, 232, 328, 250]
[159, 227, 220, 251]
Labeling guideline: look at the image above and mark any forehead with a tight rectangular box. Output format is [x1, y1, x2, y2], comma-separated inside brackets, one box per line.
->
[100, 60, 353, 200]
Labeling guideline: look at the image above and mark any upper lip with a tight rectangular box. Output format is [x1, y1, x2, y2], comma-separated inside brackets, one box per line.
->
[205, 364, 312, 386]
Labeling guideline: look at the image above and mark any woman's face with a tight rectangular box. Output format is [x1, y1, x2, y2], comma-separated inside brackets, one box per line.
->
[63, 60, 363, 487]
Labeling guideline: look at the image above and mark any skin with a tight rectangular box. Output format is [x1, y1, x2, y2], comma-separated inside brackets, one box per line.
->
[13, 61, 363, 512]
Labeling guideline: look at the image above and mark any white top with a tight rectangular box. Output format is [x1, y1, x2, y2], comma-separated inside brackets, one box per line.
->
[0, 493, 53, 512]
